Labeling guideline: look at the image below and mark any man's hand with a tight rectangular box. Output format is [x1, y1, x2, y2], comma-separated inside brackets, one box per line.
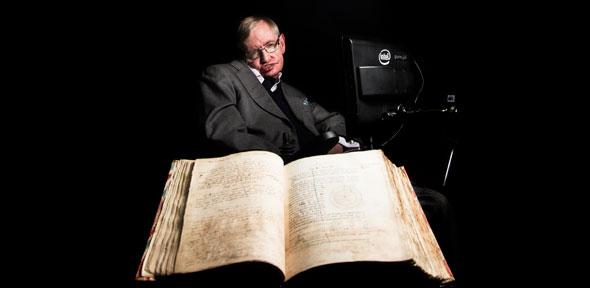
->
[327, 143, 344, 154]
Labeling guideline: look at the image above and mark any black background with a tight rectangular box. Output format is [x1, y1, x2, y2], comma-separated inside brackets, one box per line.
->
[21, 1, 566, 287]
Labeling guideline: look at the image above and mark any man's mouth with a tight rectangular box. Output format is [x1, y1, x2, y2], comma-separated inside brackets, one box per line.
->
[261, 64, 274, 73]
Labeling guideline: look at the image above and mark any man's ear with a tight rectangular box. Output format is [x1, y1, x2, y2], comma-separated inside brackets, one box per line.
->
[280, 33, 286, 53]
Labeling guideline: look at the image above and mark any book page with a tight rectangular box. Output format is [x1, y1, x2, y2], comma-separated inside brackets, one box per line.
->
[283, 150, 410, 279]
[141, 160, 194, 278]
[387, 163, 454, 282]
[174, 151, 287, 275]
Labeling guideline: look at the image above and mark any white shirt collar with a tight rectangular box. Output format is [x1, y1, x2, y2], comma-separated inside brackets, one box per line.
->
[249, 67, 282, 92]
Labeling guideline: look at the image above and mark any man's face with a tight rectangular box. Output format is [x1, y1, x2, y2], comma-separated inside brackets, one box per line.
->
[243, 21, 285, 78]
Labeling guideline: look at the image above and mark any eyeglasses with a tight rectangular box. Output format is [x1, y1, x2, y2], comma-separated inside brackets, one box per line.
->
[245, 36, 280, 60]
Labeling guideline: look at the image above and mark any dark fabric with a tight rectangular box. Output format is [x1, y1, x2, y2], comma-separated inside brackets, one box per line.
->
[262, 78, 316, 153]
[261, 76, 276, 91]
[199, 60, 346, 161]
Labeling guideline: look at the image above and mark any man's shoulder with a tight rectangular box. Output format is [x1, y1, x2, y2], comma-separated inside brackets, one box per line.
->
[203, 60, 247, 75]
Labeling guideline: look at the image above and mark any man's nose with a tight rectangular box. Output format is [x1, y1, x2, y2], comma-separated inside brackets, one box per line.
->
[260, 50, 271, 63]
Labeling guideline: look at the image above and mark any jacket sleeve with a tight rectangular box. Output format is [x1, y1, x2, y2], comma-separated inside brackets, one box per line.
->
[309, 99, 347, 137]
[199, 65, 280, 155]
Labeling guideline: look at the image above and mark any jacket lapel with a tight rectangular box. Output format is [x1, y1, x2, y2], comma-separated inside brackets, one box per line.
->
[231, 60, 289, 122]
[283, 86, 318, 135]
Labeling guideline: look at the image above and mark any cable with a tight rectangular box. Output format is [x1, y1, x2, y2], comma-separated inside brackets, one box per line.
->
[378, 58, 425, 148]
[412, 59, 425, 105]
[378, 123, 405, 148]
[442, 147, 454, 187]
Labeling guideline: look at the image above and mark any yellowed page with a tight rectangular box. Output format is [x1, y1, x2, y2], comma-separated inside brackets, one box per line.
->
[174, 151, 286, 275]
[142, 160, 194, 277]
[387, 164, 454, 282]
[283, 150, 410, 279]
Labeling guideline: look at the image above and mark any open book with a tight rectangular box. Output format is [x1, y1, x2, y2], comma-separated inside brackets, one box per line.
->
[136, 150, 454, 286]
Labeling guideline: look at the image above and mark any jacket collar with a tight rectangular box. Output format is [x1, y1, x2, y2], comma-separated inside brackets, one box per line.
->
[231, 60, 288, 121]
[230, 60, 317, 134]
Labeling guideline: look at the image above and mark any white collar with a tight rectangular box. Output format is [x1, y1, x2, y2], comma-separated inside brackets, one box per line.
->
[249, 67, 282, 92]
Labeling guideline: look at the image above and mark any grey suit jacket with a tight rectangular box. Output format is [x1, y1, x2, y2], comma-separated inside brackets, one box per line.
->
[199, 60, 346, 158]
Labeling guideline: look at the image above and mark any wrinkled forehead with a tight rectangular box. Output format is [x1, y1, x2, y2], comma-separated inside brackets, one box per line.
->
[244, 22, 278, 48]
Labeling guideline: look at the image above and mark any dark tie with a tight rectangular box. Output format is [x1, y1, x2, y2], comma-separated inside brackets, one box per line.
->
[260, 76, 316, 159]
[262, 77, 276, 92]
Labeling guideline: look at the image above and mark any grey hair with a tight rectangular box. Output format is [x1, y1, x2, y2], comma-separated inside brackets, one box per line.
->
[237, 16, 280, 53]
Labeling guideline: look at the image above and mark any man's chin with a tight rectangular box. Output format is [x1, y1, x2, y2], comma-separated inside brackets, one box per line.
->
[261, 68, 275, 76]
[263, 71, 278, 78]
[261, 64, 280, 77]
